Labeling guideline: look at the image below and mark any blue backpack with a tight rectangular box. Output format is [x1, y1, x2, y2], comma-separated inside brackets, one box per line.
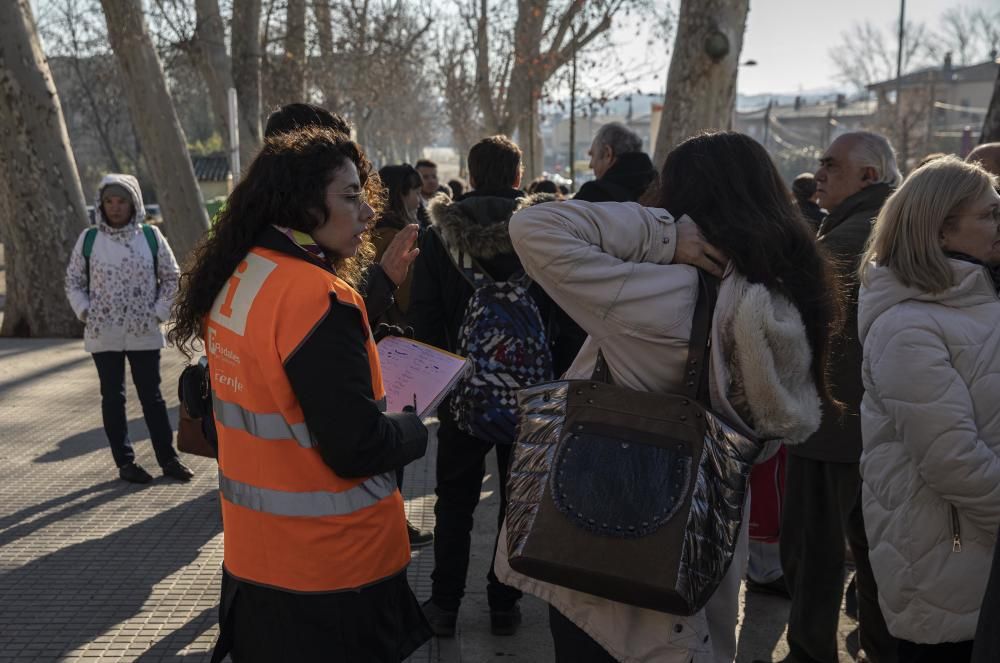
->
[438, 228, 554, 444]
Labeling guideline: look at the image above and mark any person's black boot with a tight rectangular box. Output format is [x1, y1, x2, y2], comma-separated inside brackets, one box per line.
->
[489, 604, 522, 636]
[421, 599, 458, 637]
[119, 462, 153, 484]
[162, 458, 195, 482]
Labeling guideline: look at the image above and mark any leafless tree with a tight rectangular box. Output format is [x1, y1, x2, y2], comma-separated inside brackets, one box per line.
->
[0, 0, 89, 336]
[316, 0, 438, 163]
[652, 0, 748, 166]
[99, 0, 209, 260]
[455, 0, 645, 179]
[829, 20, 933, 93]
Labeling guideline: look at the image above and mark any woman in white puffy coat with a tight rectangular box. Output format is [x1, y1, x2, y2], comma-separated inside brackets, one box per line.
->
[65, 174, 193, 484]
[858, 156, 1000, 663]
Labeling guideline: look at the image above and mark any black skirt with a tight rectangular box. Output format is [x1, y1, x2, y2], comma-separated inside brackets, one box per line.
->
[212, 566, 431, 662]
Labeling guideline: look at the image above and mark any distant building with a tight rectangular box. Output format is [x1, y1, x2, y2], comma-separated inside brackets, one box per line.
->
[191, 153, 232, 201]
[733, 97, 877, 154]
[866, 55, 998, 163]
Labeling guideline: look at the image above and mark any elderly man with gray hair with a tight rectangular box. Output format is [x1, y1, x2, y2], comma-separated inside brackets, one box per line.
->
[574, 122, 657, 203]
[770, 131, 901, 663]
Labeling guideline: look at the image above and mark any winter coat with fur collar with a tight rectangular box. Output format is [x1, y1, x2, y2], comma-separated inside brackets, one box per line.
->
[409, 189, 552, 354]
[495, 200, 822, 663]
[64, 174, 180, 353]
[858, 259, 1000, 644]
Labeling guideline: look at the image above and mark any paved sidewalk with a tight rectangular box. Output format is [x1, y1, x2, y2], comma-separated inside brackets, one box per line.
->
[0, 337, 861, 662]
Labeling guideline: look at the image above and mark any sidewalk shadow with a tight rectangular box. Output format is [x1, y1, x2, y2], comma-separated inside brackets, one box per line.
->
[0, 479, 131, 546]
[0, 353, 91, 393]
[0, 492, 222, 657]
[134, 605, 220, 662]
[35, 405, 180, 464]
[736, 589, 789, 662]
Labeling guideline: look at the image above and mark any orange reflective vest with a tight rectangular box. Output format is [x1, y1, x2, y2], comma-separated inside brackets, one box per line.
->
[205, 246, 409, 593]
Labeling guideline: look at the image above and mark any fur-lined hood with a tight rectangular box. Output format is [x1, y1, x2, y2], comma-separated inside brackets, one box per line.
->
[712, 268, 822, 446]
[427, 190, 523, 259]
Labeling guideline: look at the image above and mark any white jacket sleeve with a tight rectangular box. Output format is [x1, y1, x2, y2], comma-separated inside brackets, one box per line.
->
[152, 226, 180, 322]
[64, 230, 90, 321]
[870, 325, 1000, 532]
[509, 200, 691, 340]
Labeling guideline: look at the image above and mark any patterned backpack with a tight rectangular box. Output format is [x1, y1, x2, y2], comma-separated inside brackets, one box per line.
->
[437, 228, 554, 444]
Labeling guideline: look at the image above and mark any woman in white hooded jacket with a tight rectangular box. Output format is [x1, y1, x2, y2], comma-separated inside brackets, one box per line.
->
[857, 156, 1000, 663]
[495, 132, 843, 662]
[65, 173, 193, 484]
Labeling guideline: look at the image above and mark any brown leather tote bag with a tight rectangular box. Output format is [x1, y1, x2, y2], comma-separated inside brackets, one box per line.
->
[505, 271, 763, 615]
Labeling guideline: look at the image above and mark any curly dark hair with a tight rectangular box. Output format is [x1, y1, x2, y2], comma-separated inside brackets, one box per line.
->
[169, 127, 381, 357]
[644, 131, 844, 409]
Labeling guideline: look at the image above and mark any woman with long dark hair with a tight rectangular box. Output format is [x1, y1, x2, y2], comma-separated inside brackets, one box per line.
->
[170, 127, 430, 662]
[494, 131, 841, 662]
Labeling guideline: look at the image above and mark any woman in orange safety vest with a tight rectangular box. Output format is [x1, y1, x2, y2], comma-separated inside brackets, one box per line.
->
[169, 127, 431, 661]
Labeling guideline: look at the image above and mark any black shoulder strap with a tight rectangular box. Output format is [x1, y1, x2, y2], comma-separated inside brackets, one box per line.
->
[592, 270, 718, 398]
[686, 270, 719, 403]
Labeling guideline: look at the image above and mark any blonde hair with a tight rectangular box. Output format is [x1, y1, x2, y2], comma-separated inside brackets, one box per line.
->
[860, 155, 998, 293]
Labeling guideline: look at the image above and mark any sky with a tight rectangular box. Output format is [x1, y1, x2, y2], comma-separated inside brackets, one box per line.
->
[614, 0, 998, 97]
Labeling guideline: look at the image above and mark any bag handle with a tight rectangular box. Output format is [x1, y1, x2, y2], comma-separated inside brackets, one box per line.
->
[686, 270, 718, 402]
[590, 269, 718, 402]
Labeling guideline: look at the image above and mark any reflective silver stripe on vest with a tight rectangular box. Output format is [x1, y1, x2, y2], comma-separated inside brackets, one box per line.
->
[219, 470, 397, 517]
[213, 395, 316, 448]
[376, 397, 387, 413]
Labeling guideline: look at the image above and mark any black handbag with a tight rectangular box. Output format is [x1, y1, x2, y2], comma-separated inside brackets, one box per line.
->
[504, 270, 764, 615]
[176, 357, 218, 459]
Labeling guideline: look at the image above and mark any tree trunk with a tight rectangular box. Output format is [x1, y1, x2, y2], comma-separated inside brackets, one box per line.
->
[0, 0, 89, 337]
[232, 0, 262, 169]
[653, 0, 749, 168]
[981, 65, 1000, 144]
[192, 0, 237, 157]
[99, 0, 209, 261]
[516, 94, 543, 181]
[312, 0, 339, 111]
[281, 0, 307, 104]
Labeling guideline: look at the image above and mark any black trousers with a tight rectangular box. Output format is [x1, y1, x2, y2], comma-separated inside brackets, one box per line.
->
[781, 455, 897, 663]
[548, 605, 617, 662]
[429, 405, 521, 612]
[92, 350, 177, 469]
[897, 639, 972, 663]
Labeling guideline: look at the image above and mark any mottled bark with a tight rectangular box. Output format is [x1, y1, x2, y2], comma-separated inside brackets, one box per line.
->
[0, 0, 88, 337]
[280, 0, 307, 104]
[99, 0, 209, 261]
[231, 0, 262, 168]
[312, 0, 339, 111]
[981, 66, 1000, 144]
[653, 0, 748, 168]
[192, 0, 236, 156]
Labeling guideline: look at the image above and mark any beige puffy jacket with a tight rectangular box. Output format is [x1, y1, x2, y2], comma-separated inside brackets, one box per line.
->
[496, 201, 822, 662]
[859, 259, 1000, 643]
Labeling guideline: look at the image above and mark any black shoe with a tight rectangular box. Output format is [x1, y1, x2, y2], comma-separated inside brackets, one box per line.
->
[746, 576, 791, 599]
[162, 458, 195, 482]
[119, 462, 153, 484]
[489, 604, 522, 636]
[421, 599, 458, 638]
[407, 521, 433, 548]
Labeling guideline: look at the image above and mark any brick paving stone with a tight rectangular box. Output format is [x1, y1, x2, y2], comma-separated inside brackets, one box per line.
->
[1, 337, 857, 662]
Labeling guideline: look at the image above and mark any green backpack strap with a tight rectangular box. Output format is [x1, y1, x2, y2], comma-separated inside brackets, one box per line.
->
[82, 227, 98, 292]
[140, 224, 159, 277]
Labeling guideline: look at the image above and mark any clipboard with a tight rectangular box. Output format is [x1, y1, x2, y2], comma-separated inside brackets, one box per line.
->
[376, 336, 473, 418]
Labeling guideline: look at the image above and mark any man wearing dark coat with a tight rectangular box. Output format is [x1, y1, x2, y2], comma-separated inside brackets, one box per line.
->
[778, 131, 901, 663]
[573, 122, 657, 204]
